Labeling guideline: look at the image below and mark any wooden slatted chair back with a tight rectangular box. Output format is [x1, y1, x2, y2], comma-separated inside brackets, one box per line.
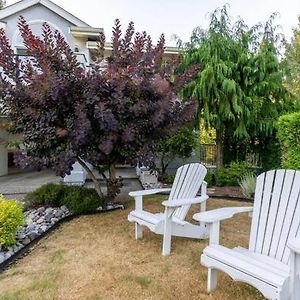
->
[249, 169, 300, 264]
[169, 163, 207, 221]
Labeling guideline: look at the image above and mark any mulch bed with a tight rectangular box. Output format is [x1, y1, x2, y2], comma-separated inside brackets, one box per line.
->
[208, 186, 252, 202]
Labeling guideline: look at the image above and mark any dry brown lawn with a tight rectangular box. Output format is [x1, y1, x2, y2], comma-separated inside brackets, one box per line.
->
[0, 197, 265, 300]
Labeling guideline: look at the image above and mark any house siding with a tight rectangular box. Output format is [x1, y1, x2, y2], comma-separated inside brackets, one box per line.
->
[2, 3, 76, 50]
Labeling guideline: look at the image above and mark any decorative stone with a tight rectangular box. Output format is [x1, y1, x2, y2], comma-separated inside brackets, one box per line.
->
[17, 233, 26, 240]
[37, 207, 46, 214]
[40, 225, 48, 232]
[0, 254, 4, 264]
[54, 210, 63, 218]
[45, 213, 54, 222]
[60, 206, 68, 212]
[4, 252, 11, 260]
[13, 245, 22, 253]
[27, 231, 39, 241]
[45, 208, 54, 214]
[21, 237, 31, 246]
[26, 221, 35, 232]
[36, 217, 45, 224]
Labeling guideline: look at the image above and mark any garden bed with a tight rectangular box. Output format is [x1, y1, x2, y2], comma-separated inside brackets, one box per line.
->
[0, 203, 124, 272]
[208, 186, 252, 201]
[160, 182, 251, 201]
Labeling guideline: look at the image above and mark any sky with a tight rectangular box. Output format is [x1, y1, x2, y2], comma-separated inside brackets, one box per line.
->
[5, 0, 300, 45]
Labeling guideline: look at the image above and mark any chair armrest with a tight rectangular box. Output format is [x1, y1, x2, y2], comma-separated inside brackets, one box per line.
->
[129, 188, 171, 198]
[162, 195, 209, 208]
[193, 206, 253, 245]
[288, 238, 300, 254]
[193, 206, 253, 223]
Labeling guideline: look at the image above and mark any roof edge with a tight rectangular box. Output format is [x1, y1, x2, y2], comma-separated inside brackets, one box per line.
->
[0, 0, 90, 27]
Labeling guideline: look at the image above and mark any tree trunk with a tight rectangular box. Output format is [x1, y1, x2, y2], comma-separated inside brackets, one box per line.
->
[107, 163, 117, 199]
[76, 157, 104, 198]
[109, 164, 116, 180]
[216, 130, 224, 168]
[161, 156, 169, 176]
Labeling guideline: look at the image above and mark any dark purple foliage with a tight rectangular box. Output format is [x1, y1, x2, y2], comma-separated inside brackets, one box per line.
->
[0, 17, 197, 197]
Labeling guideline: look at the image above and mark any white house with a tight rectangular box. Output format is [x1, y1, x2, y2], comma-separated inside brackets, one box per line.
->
[0, 0, 103, 66]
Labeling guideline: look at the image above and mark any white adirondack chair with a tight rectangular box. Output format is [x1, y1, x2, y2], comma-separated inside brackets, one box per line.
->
[128, 163, 209, 256]
[193, 169, 300, 300]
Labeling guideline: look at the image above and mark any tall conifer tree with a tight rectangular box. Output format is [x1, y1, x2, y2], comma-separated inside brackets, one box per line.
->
[179, 6, 288, 166]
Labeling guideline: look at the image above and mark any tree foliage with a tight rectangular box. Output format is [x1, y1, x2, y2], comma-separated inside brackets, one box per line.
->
[156, 126, 197, 175]
[0, 17, 197, 199]
[178, 5, 290, 166]
[284, 16, 300, 104]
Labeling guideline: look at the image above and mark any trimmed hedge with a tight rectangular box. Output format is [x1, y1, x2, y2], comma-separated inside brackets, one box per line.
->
[277, 112, 300, 170]
[24, 184, 105, 214]
[0, 195, 24, 248]
[62, 186, 104, 214]
[24, 183, 64, 209]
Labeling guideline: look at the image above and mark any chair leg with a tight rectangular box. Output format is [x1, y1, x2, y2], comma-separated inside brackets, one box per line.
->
[207, 268, 218, 292]
[162, 210, 172, 256]
[135, 223, 143, 239]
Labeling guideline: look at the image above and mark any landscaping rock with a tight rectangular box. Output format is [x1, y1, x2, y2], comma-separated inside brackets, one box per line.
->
[37, 207, 46, 214]
[51, 217, 59, 223]
[27, 232, 39, 241]
[45, 213, 54, 222]
[4, 252, 11, 260]
[0, 254, 4, 264]
[45, 208, 54, 214]
[60, 206, 68, 212]
[26, 221, 36, 232]
[54, 209, 63, 218]
[21, 237, 31, 246]
[17, 233, 26, 240]
[36, 216, 45, 224]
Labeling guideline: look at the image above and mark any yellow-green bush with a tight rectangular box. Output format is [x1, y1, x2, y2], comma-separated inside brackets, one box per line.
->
[0, 195, 24, 248]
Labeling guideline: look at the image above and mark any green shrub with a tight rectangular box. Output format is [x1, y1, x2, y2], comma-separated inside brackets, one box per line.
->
[215, 161, 250, 186]
[239, 172, 256, 199]
[163, 171, 215, 187]
[204, 172, 215, 187]
[278, 112, 300, 170]
[259, 137, 282, 171]
[156, 126, 197, 175]
[24, 184, 105, 214]
[62, 186, 104, 214]
[24, 183, 65, 209]
[164, 175, 175, 184]
[0, 195, 24, 248]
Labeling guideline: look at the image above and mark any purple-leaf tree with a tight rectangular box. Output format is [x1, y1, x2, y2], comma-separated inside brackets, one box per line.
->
[0, 17, 197, 200]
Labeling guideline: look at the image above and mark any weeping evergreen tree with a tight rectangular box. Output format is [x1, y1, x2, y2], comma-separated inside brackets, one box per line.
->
[179, 6, 289, 167]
